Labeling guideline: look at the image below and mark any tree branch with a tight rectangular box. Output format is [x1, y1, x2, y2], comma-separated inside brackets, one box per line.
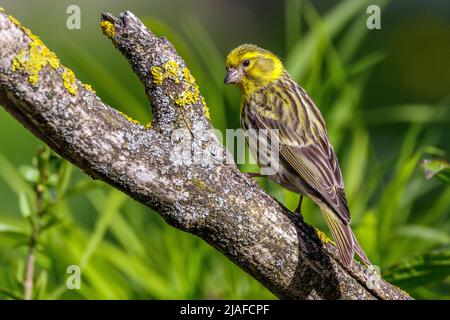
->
[0, 9, 411, 300]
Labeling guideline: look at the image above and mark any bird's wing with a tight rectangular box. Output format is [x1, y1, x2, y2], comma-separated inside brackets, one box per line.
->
[247, 80, 350, 223]
[281, 138, 350, 223]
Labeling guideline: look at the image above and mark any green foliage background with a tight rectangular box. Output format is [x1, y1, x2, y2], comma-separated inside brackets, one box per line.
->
[0, 0, 449, 299]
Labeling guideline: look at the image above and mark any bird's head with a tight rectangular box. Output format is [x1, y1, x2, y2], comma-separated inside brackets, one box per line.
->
[224, 44, 284, 94]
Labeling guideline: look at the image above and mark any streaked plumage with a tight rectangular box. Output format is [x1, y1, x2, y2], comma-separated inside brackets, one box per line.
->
[225, 44, 371, 267]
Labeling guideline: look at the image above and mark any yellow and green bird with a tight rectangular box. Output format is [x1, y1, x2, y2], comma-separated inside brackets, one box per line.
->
[224, 44, 371, 267]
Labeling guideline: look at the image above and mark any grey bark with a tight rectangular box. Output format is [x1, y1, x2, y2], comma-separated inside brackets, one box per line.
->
[0, 9, 411, 300]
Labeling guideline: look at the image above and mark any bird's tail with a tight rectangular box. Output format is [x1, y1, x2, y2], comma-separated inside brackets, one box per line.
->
[320, 206, 371, 267]
[351, 230, 372, 266]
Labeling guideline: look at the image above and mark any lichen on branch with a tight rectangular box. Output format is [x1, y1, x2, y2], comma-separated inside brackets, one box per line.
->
[9, 15, 60, 85]
[7, 13, 94, 97]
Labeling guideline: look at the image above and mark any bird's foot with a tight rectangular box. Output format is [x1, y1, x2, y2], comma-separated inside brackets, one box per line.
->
[294, 195, 304, 219]
[294, 209, 304, 222]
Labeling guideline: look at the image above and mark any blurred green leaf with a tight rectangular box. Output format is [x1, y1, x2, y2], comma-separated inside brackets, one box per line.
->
[376, 124, 423, 263]
[286, 0, 373, 80]
[0, 223, 26, 235]
[396, 225, 450, 245]
[284, 0, 302, 53]
[0, 223, 28, 244]
[18, 166, 40, 184]
[109, 212, 146, 258]
[422, 146, 448, 157]
[339, 0, 389, 62]
[46, 174, 59, 188]
[0, 154, 34, 198]
[182, 18, 230, 130]
[420, 159, 450, 183]
[142, 18, 195, 67]
[0, 287, 23, 300]
[62, 180, 104, 200]
[35, 270, 48, 300]
[39, 215, 62, 234]
[80, 189, 127, 268]
[18, 192, 32, 218]
[183, 18, 225, 89]
[62, 40, 148, 122]
[418, 187, 450, 226]
[385, 246, 450, 290]
[349, 51, 387, 76]
[56, 161, 73, 198]
[364, 104, 450, 124]
[344, 127, 369, 200]
[354, 211, 378, 261]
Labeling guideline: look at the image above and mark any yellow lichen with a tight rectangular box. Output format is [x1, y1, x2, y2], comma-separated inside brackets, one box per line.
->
[0, 7, 5, 13]
[8, 13, 87, 96]
[11, 49, 26, 72]
[177, 69, 197, 104]
[8, 14, 37, 39]
[175, 67, 200, 107]
[201, 96, 211, 120]
[145, 122, 152, 129]
[191, 178, 214, 193]
[314, 227, 335, 245]
[192, 178, 207, 190]
[100, 20, 115, 39]
[151, 66, 164, 85]
[164, 60, 180, 83]
[151, 62, 208, 117]
[62, 68, 77, 95]
[151, 60, 180, 85]
[182, 67, 196, 85]
[119, 111, 141, 125]
[82, 83, 96, 93]
[11, 27, 60, 85]
[175, 88, 199, 106]
[8, 15, 21, 27]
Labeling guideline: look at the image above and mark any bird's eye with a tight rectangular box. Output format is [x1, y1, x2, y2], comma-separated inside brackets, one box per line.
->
[243, 60, 250, 67]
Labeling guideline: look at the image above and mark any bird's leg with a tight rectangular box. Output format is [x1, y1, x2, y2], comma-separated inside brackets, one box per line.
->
[294, 195, 303, 217]
[244, 172, 264, 179]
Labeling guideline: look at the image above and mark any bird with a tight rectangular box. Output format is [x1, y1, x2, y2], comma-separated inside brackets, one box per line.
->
[224, 44, 371, 267]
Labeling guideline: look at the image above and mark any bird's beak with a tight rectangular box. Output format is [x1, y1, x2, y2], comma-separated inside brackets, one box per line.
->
[224, 68, 241, 84]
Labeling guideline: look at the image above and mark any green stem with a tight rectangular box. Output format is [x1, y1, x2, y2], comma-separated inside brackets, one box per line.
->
[24, 228, 37, 300]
